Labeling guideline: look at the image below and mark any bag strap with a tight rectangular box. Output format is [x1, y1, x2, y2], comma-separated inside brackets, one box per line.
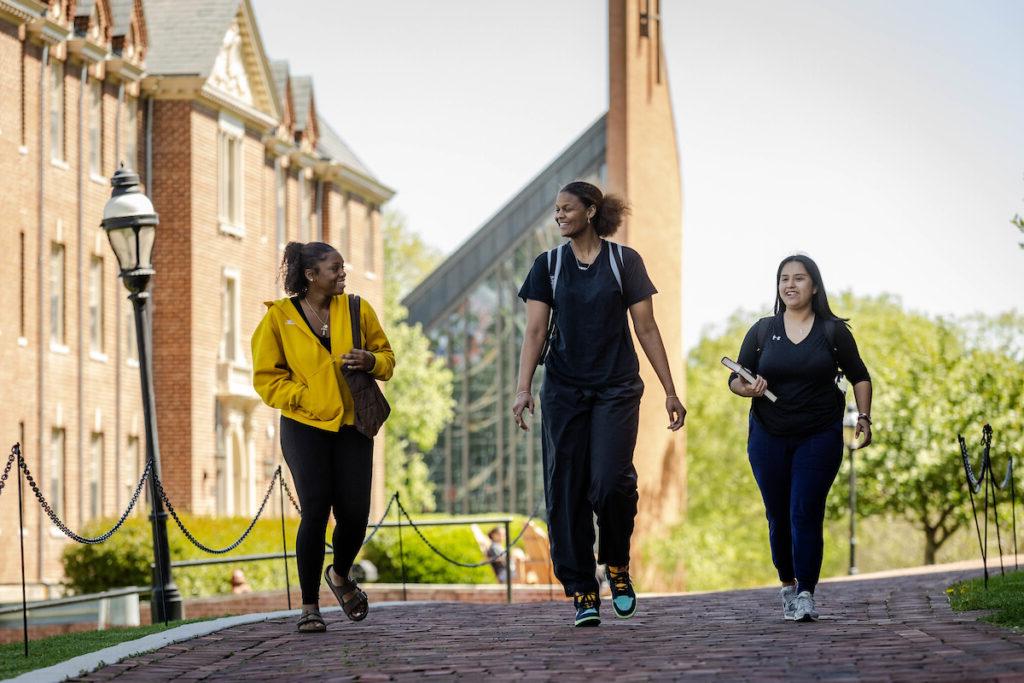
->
[348, 294, 362, 350]
[548, 244, 564, 299]
[754, 316, 772, 356]
[606, 241, 624, 293]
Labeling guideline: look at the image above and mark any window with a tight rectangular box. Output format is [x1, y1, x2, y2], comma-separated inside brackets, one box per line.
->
[19, 232, 25, 338]
[275, 160, 286, 252]
[339, 193, 350, 258]
[49, 59, 64, 162]
[298, 173, 309, 241]
[220, 271, 240, 362]
[125, 310, 138, 365]
[88, 78, 102, 176]
[89, 256, 104, 355]
[124, 97, 138, 171]
[50, 243, 65, 346]
[313, 180, 322, 242]
[88, 433, 103, 519]
[217, 114, 244, 232]
[125, 435, 141, 510]
[50, 428, 65, 520]
[19, 40, 27, 149]
[365, 204, 377, 273]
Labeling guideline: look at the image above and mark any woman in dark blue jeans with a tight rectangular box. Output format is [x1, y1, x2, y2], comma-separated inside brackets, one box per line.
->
[729, 254, 872, 622]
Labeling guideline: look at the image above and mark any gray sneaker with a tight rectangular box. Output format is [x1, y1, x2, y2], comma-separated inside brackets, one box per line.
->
[793, 591, 818, 622]
[780, 585, 798, 620]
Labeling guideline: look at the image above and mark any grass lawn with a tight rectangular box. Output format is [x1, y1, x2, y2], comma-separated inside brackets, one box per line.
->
[0, 619, 206, 679]
[948, 569, 1024, 629]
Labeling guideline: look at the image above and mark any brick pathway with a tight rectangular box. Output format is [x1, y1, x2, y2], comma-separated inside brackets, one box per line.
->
[73, 567, 1024, 681]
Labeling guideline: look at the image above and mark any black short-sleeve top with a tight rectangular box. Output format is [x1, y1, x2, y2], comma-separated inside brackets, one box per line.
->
[518, 240, 657, 388]
[732, 313, 871, 436]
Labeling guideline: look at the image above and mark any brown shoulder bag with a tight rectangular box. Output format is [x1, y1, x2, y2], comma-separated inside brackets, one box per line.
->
[342, 294, 391, 438]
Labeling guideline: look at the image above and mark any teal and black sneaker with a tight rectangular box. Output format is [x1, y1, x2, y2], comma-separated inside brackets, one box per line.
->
[605, 564, 637, 619]
[573, 591, 601, 627]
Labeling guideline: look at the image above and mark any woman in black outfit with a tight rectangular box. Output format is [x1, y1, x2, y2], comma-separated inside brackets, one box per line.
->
[729, 254, 872, 622]
[512, 181, 685, 628]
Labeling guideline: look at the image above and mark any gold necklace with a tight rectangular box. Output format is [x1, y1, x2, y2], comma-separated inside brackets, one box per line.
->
[302, 298, 329, 337]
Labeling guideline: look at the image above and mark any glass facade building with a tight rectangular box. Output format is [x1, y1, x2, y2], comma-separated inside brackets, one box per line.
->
[405, 116, 607, 516]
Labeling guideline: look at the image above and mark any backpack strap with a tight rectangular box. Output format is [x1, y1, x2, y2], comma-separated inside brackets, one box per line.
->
[548, 244, 564, 299]
[606, 241, 624, 293]
[754, 316, 772, 356]
[348, 294, 362, 350]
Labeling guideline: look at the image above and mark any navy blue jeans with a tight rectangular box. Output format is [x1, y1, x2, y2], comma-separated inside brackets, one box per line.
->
[747, 415, 843, 594]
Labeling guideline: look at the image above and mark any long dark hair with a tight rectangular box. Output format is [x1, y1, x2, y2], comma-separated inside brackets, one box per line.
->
[281, 241, 337, 296]
[773, 254, 848, 324]
[559, 181, 630, 237]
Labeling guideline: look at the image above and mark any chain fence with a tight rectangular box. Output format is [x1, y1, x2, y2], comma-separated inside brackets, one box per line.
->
[959, 424, 1018, 587]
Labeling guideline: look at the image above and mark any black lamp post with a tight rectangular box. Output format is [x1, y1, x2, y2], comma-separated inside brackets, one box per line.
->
[101, 165, 183, 622]
[842, 403, 860, 576]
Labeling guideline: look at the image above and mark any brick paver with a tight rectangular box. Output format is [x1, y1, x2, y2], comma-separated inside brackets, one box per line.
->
[72, 568, 1024, 681]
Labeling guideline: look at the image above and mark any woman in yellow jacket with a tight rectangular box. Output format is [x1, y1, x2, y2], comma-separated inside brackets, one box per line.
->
[252, 241, 394, 633]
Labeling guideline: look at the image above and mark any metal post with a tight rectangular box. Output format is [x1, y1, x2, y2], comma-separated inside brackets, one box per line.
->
[131, 291, 182, 622]
[17, 445, 29, 657]
[848, 445, 858, 575]
[278, 468, 292, 610]
[396, 493, 407, 602]
[503, 520, 512, 604]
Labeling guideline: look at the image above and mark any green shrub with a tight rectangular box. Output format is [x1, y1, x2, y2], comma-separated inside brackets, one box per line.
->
[361, 514, 538, 584]
[63, 512, 541, 595]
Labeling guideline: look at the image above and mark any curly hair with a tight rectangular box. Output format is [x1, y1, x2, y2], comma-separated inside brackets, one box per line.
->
[280, 241, 338, 296]
[559, 181, 630, 237]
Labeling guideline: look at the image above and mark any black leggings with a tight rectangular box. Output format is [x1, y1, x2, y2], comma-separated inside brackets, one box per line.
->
[280, 417, 373, 604]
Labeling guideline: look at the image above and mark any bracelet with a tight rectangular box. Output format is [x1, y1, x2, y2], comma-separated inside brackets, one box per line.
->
[858, 413, 872, 424]
[666, 395, 678, 399]
[516, 390, 531, 398]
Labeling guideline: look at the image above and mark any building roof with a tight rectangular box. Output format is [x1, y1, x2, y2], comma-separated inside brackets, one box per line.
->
[144, 0, 241, 76]
[269, 59, 289, 105]
[316, 115, 376, 180]
[109, 0, 134, 36]
[291, 75, 313, 131]
[403, 114, 607, 329]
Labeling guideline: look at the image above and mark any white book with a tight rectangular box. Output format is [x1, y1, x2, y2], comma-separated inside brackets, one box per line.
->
[722, 357, 778, 403]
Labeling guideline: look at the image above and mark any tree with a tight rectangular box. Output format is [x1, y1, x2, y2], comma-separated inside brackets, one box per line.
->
[382, 211, 454, 512]
[833, 297, 1024, 563]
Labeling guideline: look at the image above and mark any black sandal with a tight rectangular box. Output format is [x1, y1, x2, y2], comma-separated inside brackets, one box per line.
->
[296, 610, 326, 633]
[324, 566, 369, 622]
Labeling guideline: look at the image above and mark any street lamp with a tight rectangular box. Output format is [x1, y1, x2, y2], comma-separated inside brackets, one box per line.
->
[101, 165, 182, 622]
[842, 402, 860, 576]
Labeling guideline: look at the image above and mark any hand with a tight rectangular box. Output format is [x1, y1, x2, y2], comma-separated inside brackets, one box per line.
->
[855, 417, 872, 448]
[742, 375, 768, 398]
[342, 349, 376, 372]
[666, 396, 686, 431]
[511, 391, 535, 431]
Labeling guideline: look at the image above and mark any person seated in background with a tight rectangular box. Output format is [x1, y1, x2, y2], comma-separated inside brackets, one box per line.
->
[486, 526, 528, 583]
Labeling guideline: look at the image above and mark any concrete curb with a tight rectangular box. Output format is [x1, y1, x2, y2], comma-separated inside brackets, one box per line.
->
[6, 601, 419, 683]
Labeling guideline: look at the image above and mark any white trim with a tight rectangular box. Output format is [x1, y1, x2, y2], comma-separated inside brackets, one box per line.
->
[218, 111, 245, 138]
[18, 145, 28, 155]
[218, 221, 245, 238]
[89, 173, 107, 185]
[49, 342, 69, 355]
[89, 351, 108, 363]
[364, 271, 377, 281]
[49, 159, 69, 171]
[17, 336, 28, 347]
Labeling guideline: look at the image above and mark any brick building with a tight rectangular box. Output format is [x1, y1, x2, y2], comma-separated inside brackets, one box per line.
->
[0, 0, 393, 599]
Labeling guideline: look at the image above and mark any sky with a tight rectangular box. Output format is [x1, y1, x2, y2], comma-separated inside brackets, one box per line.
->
[250, 0, 1024, 350]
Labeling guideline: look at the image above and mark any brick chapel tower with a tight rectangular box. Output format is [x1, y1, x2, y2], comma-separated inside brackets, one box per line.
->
[606, 0, 686, 587]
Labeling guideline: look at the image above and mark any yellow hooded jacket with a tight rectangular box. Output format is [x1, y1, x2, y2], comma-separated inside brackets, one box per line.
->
[251, 295, 395, 432]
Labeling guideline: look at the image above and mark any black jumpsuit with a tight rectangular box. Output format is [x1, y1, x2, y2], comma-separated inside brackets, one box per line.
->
[519, 240, 656, 596]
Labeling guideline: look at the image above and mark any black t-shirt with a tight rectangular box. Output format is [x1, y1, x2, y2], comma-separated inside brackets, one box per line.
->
[518, 240, 657, 388]
[733, 314, 870, 436]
